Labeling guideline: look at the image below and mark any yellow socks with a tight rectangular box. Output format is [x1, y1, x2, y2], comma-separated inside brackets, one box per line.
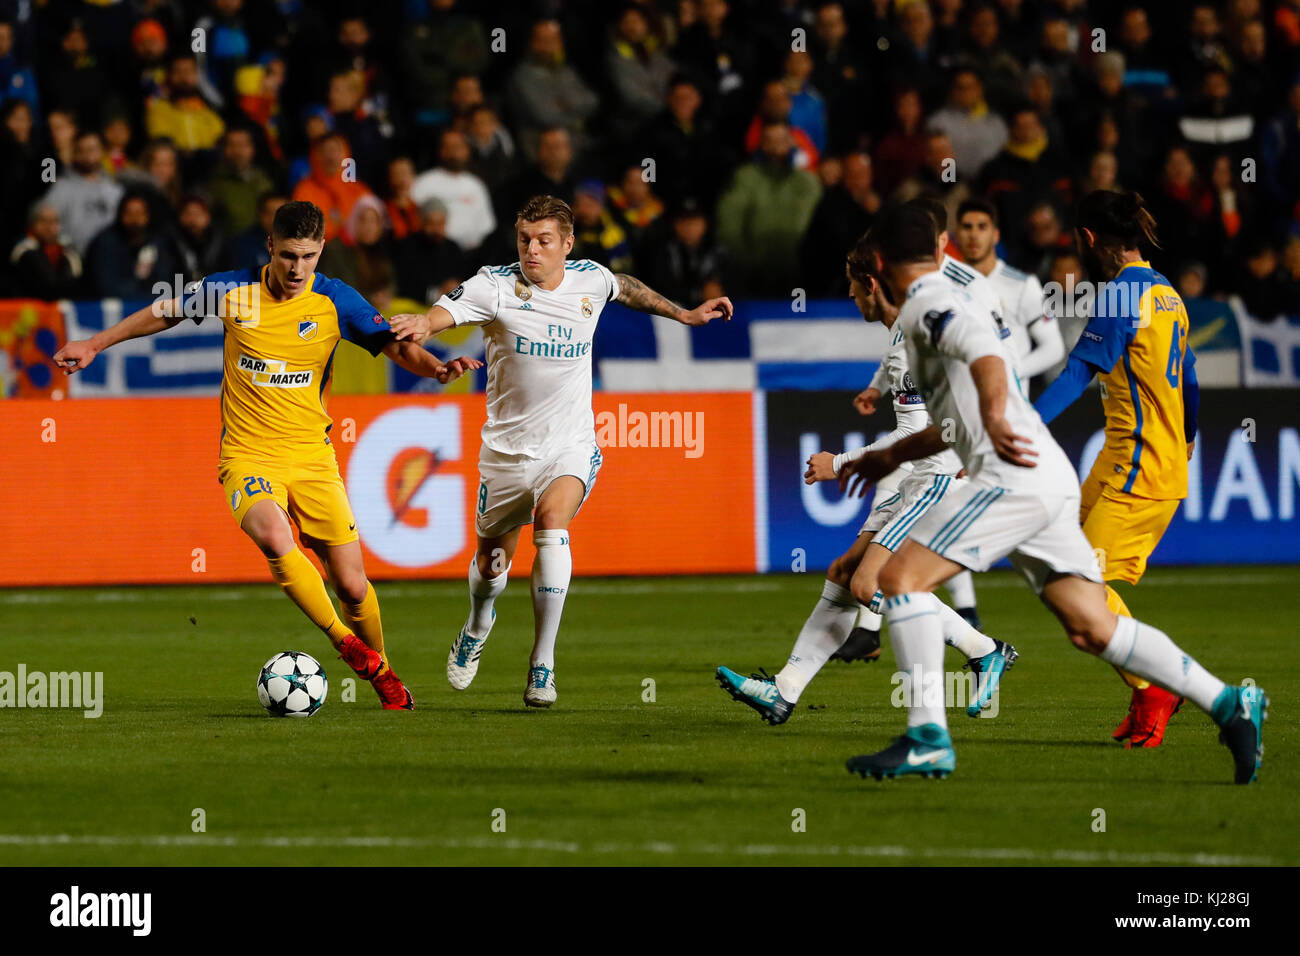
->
[1106, 584, 1150, 691]
[341, 582, 390, 674]
[267, 550, 351, 650]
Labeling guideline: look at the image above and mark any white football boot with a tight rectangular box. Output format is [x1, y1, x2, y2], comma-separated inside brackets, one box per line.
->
[447, 622, 489, 690]
[524, 663, 557, 707]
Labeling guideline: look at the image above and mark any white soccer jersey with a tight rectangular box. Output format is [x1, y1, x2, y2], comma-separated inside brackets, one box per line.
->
[987, 259, 1060, 378]
[897, 268, 1078, 494]
[940, 254, 1003, 320]
[877, 324, 962, 476]
[436, 259, 619, 457]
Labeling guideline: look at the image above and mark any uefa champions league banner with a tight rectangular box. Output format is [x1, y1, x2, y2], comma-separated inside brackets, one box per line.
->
[758, 389, 1300, 572]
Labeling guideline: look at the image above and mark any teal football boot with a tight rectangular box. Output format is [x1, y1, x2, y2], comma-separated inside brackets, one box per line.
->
[715, 666, 794, 725]
[846, 723, 956, 779]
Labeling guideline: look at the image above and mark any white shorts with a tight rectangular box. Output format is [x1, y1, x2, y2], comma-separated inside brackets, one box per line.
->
[868, 466, 906, 507]
[905, 479, 1103, 593]
[861, 471, 958, 552]
[475, 440, 603, 538]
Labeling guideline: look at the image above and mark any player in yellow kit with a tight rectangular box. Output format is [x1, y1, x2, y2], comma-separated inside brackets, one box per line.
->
[54, 200, 481, 709]
[1034, 190, 1198, 747]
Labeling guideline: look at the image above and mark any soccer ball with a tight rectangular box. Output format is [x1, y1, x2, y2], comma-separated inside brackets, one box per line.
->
[256, 651, 328, 718]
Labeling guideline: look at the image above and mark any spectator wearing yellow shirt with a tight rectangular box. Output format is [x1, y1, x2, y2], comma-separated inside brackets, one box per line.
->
[145, 54, 225, 160]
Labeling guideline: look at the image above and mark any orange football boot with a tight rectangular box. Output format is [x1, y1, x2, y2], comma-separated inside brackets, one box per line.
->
[1125, 684, 1184, 749]
[337, 634, 383, 680]
[372, 668, 414, 710]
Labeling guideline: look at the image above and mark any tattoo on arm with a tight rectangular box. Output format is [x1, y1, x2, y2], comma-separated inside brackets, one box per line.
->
[614, 273, 687, 321]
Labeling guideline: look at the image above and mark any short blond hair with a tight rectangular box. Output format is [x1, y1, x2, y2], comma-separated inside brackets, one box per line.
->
[516, 195, 574, 236]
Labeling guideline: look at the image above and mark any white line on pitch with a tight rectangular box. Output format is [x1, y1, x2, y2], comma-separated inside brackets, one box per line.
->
[0, 834, 1278, 866]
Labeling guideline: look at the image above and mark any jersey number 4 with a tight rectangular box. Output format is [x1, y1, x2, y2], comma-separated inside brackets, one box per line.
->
[1165, 320, 1184, 389]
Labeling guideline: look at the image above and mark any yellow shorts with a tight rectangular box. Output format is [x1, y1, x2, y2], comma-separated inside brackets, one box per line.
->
[1079, 476, 1180, 585]
[219, 451, 358, 547]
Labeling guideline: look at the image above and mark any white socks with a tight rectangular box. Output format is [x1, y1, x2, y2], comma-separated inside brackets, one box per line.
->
[530, 529, 572, 669]
[775, 580, 859, 702]
[467, 556, 508, 638]
[1100, 615, 1226, 713]
[945, 570, 976, 610]
[884, 592, 948, 729]
[857, 605, 883, 631]
[938, 602, 997, 659]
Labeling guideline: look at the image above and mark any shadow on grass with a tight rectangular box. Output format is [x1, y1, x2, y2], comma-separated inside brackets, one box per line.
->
[990, 738, 1114, 748]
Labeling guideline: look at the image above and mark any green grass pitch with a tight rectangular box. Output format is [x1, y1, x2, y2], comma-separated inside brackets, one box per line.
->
[1, 566, 1294, 866]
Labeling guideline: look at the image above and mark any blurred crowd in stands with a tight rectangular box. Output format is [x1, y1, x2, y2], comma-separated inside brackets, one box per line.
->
[2, 0, 1300, 327]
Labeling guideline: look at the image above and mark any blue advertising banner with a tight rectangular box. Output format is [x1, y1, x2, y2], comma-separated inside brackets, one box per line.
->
[759, 389, 1300, 571]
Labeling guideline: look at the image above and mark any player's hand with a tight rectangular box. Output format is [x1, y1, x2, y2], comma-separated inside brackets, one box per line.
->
[853, 386, 881, 416]
[434, 355, 483, 384]
[388, 312, 432, 342]
[1187, 440, 1195, 460]
[53, 339, 99, 375]
[839, 449, 894, 498]
[804, 451, 839, 484]
[682, 297, 733, 326]
[988, 416, 1037, 467]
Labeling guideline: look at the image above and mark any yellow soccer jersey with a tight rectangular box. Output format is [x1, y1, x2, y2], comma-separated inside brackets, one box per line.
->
[1071, 261, 1194, 500]
[181, 266, 394, 458]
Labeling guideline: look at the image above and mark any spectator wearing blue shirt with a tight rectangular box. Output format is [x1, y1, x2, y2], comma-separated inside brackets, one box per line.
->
[0, 19, 38, 118]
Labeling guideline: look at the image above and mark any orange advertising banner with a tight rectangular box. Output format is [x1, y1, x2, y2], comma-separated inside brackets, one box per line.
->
[0, 393, 756, 586]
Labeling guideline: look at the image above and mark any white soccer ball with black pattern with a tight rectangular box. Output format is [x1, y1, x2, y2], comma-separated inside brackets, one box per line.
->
[256, 651, 328, 717]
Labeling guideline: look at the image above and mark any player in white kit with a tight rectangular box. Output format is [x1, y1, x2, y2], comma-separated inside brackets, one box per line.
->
[715, 233, 1015, 725]
[837, 202, 1266, 784]
[390, 195, 732, 707]
[835, 203, 989, 660]
[953, 197, 1064, 383]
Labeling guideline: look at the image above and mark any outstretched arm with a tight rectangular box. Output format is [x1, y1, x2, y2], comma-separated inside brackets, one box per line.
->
[387, 305, 458, 345]
[381, 339, 483, 383]
[804, 405, 930, 484]
[1033, 354, 1099, 424]
[614, 273, 733, 326]
[54, 297, 186, 374]
[837, 425, 950, 497]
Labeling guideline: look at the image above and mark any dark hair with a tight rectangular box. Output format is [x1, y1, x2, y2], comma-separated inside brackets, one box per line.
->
[117, 189, 153, 223]
[0, 97, 30, 125]
[516, 194, 574, 235]
[871, 201, 940, 266]
[907, 195, 949, 237]
[956, 196, 999, 227]
[272, 200, 325, 242]
[1075, 189, 1159, 249]
[256, 191, 286, 211]
[178, 191, 212, 213]
[845, 232, 879, 287]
